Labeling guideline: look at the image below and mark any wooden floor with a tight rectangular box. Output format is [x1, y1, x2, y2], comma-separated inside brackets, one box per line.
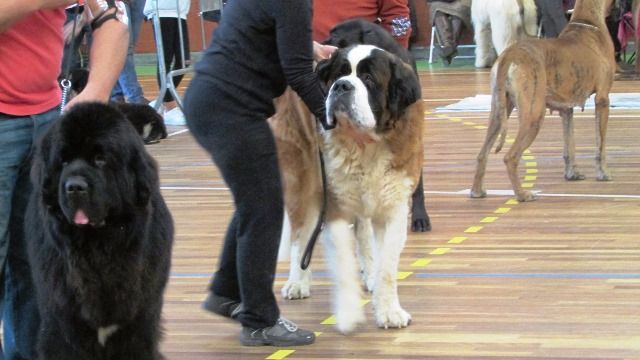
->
[142, 65, 640, 359]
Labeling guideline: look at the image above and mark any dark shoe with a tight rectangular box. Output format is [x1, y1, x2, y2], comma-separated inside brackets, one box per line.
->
[240, 318, 315, 346]
[202, 293, 242, 319]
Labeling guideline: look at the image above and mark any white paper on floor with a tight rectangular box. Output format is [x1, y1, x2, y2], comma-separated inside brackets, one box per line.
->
[435, 93, 640, 112]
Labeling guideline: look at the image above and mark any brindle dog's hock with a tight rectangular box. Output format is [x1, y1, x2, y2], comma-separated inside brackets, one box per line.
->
[470, 0, 615, 202]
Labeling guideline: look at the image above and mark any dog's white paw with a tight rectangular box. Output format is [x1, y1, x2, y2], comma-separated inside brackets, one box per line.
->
[375, 305, 411, 329]
[281, 279, 310, 300]
[469, 187, 487, 199]
[596, 170, 612, 181]
[336, 306, 366, 334]
[361, 272, 375, 293]
[516, 190, 537, 202]
[564, 169, 586, 181]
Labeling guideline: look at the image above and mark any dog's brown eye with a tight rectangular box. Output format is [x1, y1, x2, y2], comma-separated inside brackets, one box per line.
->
[94, 155, 106, 167]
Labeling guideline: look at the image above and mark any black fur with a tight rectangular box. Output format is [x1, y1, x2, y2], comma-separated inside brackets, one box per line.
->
[26, 102, 174, 360]
[66, 68, 167, 144]
[324, 18, 417, 73]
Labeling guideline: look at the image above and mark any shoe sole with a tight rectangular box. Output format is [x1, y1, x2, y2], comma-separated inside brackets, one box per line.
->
[240, 338, 315, 347]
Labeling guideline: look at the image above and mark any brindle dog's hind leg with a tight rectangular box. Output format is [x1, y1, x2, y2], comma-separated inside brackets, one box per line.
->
[594, 93, 612, 181]
[505, 102, 546, 202]
[560, 108, 586, 181]
[471, 99, 515, 199]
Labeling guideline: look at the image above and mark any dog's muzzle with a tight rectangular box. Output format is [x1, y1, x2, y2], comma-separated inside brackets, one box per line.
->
[326, 75, 376, 130]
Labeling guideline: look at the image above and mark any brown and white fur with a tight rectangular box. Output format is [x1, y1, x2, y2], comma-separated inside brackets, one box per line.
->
[471, 0, 615, 202]
[271, 45, 423, 333]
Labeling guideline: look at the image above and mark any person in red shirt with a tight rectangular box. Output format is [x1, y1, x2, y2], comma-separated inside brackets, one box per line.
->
[313, 0, 413, 48]
[0, 1, 128, 358]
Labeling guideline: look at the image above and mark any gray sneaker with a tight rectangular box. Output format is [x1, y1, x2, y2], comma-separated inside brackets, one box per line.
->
[202, 293, 242, 319]
[240, 318, 315, 346]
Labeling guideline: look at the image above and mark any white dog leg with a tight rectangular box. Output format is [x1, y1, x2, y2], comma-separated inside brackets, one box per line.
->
[355, 217, 375, 293]
[371, 205, 411, 329]
[281, 209, 318, 299]
[323, 219, 365, 334]
[474, 23, 495, 68]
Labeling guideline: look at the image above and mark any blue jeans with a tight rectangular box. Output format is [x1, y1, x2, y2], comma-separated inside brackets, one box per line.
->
[0, 108, 59, 360]
[111, 0, 146, 103]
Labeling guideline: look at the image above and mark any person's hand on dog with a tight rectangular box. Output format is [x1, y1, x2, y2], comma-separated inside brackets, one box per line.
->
[313, 41, 337, 61]
[64, 85, 111, 112]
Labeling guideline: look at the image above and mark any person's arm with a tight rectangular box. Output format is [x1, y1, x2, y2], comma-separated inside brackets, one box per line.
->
[274, 0, 331, 120]
[378, 0, 412, 48]
[66, 0, 129, 108]
[0, 0, 76, 32]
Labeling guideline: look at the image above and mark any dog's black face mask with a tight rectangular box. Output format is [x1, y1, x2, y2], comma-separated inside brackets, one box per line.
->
[33, 103, 158, 228]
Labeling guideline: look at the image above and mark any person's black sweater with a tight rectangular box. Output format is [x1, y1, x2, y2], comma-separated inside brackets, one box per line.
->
[194, 0, 326, 119]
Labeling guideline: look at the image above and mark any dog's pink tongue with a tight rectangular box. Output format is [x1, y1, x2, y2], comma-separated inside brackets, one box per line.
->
[74, 210, 89, 225]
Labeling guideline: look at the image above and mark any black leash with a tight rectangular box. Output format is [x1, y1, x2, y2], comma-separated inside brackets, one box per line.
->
[300, 148, 328, 270]
[60, 3, 82, 113]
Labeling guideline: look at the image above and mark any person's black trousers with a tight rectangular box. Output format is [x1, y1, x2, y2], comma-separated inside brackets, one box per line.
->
[184, 76, 282, 329]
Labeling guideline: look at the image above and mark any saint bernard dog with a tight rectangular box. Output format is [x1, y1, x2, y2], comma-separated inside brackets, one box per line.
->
[270, 45, 423, 333]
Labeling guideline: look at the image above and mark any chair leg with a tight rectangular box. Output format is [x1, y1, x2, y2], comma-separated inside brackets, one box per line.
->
[429, 26, 436, 64]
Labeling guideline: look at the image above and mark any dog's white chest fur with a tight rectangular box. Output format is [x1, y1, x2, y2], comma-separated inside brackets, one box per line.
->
[322, 137, 414, 217]
[97, 324, 120, 347]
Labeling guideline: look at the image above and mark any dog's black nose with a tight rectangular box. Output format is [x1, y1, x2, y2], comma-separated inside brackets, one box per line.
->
[332, 79, 354, 94]
[65, 176, 88, 194]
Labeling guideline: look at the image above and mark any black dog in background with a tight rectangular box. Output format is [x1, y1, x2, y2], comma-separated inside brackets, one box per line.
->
[323, 19, 431, 232]
[26, 103, 174, 359]
[66, 68, 168, 144]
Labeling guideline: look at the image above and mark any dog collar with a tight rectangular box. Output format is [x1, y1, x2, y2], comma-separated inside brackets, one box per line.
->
[567, 21, 599, 31]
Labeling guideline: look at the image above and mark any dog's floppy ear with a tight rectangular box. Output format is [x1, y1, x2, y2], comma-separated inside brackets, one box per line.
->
[316, 50, 350, 88]
[387, 56, 421, 118]
[316, 56, 342, 93]
[30, 128, 58, 208]
[130, 149, 158, 207]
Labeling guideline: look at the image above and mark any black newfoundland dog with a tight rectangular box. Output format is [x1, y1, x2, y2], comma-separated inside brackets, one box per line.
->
[26, 102, 174, 359]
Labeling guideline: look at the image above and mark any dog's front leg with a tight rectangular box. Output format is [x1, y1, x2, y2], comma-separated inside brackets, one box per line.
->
[594, 94, 612, 181]
[323, 218, 365, 334]
[355, 217, 375, 292]
[371, 206, 411, 329]
[560, 108, 585, 181]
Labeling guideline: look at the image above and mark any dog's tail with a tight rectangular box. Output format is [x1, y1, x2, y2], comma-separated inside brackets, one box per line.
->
[516, 0, 539, 38]
[490, 59, 510, 154]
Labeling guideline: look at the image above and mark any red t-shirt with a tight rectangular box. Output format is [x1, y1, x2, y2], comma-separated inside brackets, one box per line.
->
[312, 0, 411, 48]
[0, 9, 66, 116]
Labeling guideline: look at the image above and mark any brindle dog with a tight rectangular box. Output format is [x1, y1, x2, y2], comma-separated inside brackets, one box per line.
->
[470, 0, 615, 202]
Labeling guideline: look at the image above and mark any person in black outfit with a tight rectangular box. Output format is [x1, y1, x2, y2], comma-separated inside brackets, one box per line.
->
[535, 0, 568, 38]
[183, 0, 336, 347]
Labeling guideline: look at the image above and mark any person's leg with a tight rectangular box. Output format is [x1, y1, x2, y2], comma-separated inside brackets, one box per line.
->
[540, 0, 567, 37]
[112, 1, 147, 104]
[184, 78, 314, 346]
[1, 108, 58, 360]
[433, 11, 456, 63]
[170, 18, 190, 92]
[159, 18, 178, 106]
[188, 118, 282, 329]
